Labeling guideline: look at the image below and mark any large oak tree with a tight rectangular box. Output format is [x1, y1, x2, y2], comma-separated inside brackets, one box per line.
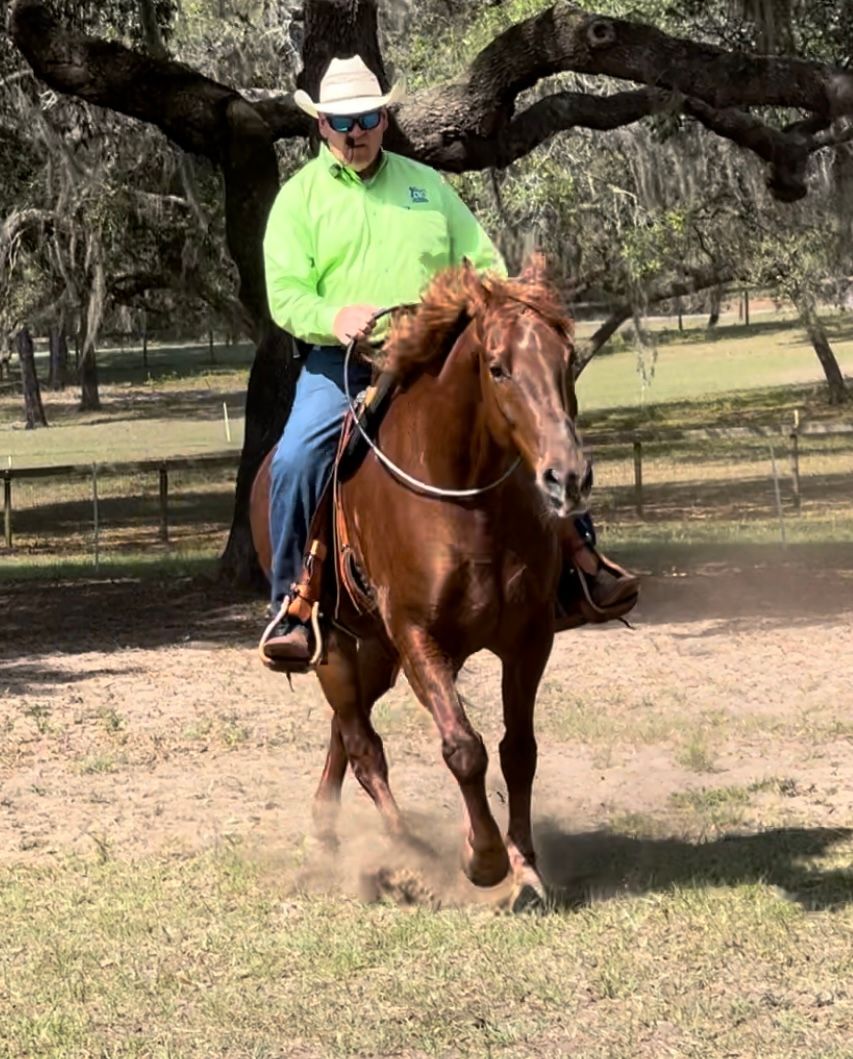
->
[8, 0, 853, 581]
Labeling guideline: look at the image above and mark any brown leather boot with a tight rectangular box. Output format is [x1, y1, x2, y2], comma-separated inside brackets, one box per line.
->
[555, 553, 639, 631]
[261, 617, 313, 665]
[586, 561, 640, 610]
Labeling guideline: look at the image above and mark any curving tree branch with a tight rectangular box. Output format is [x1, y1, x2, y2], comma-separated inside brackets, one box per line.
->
[574, 264, 738, 377]
[8, 0, 241, 159]
[465, 2, 853, 118]
[12, 0, 853, 194]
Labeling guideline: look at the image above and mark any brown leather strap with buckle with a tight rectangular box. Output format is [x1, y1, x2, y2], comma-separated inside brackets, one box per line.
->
[286, 537, 329, 623]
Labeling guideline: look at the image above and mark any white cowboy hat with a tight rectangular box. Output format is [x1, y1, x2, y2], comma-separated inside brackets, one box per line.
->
[292, 55, 405, 118]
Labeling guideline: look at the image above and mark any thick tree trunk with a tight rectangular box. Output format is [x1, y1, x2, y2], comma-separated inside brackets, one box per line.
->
[793, 293, 848, 404]
[17, 326, 48, 428]
[48, 325, 68, 390]
[831, 142, 853, 243]
[298, 0, 388, 98]
[218, 325, 302, 586]
[706, 285, 722, 329]
[79, 348, 101, 410]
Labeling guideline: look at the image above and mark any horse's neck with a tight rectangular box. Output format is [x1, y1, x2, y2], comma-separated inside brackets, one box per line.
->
[391, 330, 504, 491]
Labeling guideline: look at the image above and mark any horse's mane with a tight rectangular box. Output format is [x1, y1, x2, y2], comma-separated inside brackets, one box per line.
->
[386, 254, 574, 382]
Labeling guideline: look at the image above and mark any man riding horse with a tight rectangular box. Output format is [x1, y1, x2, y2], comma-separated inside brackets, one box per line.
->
[260, 55, 638, 666]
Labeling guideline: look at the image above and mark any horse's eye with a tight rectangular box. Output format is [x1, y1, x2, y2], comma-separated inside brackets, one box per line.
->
[489, 362, 509, 380]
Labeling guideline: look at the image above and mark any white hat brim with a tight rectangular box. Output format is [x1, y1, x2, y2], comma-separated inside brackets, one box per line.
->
[293, 80, 405, 119]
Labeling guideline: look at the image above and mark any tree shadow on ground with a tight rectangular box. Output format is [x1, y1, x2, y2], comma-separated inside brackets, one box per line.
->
[0, 576, 262, 687]
[619, 542, 853, 628]
[14, 488, 234, 540]
[2, 543, 853, 682]
[610, 468, 851, 516]
[536, 822, 853, 911]
[0, 662, 143, 696]
[598, 468, 853, 523]
[12, 386, 249, 428]
[94, 342, 254, 385]
[82, 387, 248, 425]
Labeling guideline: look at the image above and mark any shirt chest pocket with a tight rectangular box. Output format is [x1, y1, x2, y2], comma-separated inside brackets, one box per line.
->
[399, 208, 451, 271]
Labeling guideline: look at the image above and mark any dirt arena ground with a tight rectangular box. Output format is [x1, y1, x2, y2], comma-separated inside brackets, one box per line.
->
[2, 552, 852, 900]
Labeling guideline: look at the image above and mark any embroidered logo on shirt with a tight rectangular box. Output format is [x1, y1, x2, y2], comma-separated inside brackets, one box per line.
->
[409, 186, 429, 204]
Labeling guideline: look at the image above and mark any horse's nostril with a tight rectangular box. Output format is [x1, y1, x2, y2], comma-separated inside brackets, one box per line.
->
[581, 463, 593, 495]
[565, 472, 581, 503]
[542, 467, 566, 506]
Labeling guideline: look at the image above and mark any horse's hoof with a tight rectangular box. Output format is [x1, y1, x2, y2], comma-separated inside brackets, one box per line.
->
[461, 837, 510, 888]
[510, 879, 548, 915]
[314, 830, 339, 853]
[363, 866, 442, 910]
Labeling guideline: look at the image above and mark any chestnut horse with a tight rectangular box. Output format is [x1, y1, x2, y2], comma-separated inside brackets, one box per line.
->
[250, 258, 591, 905]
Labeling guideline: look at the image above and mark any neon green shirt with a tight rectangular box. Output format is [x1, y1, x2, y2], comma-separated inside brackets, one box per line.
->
[263, 145, 506, 346]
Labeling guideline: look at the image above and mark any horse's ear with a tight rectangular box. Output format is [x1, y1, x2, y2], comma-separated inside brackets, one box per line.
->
[519, 252, 548, 287]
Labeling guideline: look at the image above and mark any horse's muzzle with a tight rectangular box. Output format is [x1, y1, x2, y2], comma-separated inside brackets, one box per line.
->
[540, 459, 593, 516]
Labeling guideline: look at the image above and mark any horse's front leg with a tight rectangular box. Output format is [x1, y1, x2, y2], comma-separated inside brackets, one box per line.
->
[398, 627, 509, 887]
[499, 625, 553, 908]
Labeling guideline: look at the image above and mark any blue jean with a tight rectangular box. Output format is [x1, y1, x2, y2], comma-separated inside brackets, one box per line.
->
[269, 345, 372, 604]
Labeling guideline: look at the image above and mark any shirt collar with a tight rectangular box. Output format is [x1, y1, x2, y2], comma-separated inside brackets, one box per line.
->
[321, 143, 388, 185]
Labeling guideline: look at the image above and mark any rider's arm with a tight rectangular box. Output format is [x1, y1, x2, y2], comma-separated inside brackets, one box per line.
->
[440, 179, 508, 278]
[263, 181, 339, 346]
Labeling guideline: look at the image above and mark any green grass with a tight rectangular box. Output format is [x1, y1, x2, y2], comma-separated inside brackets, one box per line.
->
[668, 779, 800, 829]
[0, 550, 219, 583]
[1, 341, 250, 467]
[1, 843, 850, 1058]
[575, 311, 853, 415]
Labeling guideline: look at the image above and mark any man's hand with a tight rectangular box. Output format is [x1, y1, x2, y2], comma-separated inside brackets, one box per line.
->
[333, 304, 379, 345]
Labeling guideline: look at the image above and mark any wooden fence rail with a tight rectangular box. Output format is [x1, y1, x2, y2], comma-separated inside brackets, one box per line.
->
[2, 452, 237, 550]
[610, 424, 852, 517]
[2, 421, 851, 550]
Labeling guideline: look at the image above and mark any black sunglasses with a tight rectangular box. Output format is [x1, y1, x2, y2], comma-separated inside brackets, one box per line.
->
[327, 110, 383, 134]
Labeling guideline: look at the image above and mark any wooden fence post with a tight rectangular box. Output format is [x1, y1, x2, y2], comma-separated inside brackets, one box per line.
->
[769, 444, 787, 548]
[633, 439, 644, 517]
[92, 463, 100, 568]
[159, 465, 169, 543]
[790, 428, 801, 510]
[3, 469, 11, 549]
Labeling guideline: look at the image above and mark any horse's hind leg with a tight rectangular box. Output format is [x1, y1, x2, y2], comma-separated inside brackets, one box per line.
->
[499, 632, 552, 907]
[314, 633, 402, 839]
[398, 628, 509, 887]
